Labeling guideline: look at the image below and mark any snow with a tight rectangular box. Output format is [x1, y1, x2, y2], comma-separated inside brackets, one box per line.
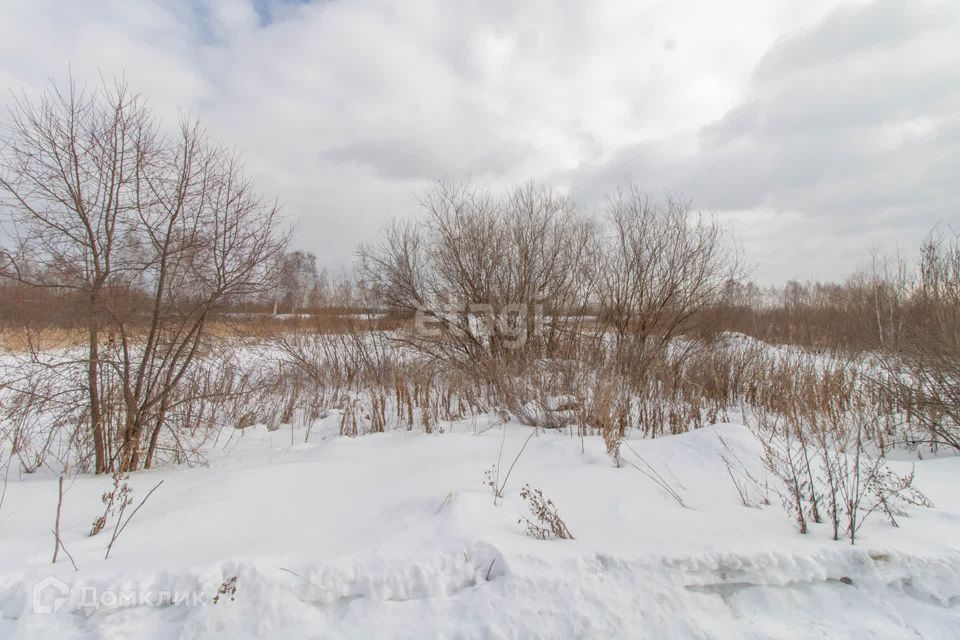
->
[1, 419, 959, 638]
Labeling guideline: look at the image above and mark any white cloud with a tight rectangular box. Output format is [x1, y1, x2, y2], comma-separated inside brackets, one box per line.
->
[0, 0, 955, 281]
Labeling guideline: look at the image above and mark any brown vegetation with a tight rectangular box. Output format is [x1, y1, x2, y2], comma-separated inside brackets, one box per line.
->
[0, 75, 955, 498]
[0, 76, 287, 473]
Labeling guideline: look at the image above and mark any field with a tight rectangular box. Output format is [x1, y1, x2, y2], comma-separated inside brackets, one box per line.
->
[0, 68, 957, 638]
[1, 329, 959, 639]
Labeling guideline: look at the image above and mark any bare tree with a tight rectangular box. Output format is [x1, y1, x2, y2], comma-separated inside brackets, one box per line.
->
[0, 77, 148, 471]
[596, 187, 743, 354]
[360, 181, 595, 376]
[0, 76, 288, 472]
[877, 230, 960, 450]
[274, 250, 319, 314]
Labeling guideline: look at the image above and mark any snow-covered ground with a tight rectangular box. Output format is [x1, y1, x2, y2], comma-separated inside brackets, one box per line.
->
[1, 418, 959, 639]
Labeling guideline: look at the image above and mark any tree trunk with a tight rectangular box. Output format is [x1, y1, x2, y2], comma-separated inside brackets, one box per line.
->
[87, 298, 107, 474]
[144, 421, 163, 470]
[119, 409, 143, 472]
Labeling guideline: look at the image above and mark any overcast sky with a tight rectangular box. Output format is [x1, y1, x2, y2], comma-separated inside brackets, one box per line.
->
[1, 0, 957, 283]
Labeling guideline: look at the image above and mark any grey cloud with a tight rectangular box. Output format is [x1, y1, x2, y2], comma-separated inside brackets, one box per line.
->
[573, 0, 960, 281]
[3, 0, 958, 285]
[752, 0, 955, 83]
[322, 133, 531, 182]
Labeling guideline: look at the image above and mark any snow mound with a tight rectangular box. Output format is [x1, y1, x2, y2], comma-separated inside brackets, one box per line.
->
[1, 422, 959, 638]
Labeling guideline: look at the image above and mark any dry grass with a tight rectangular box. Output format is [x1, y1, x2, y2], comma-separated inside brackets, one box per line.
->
[0, 327, 87, 351]
[3, 233, 957, 475]
[519, 484, 574, 540]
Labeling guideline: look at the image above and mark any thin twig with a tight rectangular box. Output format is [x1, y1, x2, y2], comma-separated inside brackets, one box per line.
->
[496, 429, 537, 503]
[52, 475, 64, 564]
[622, 441, 687, 508]
[492, 425, 507, 504]
[435, 492, 452, 514]
[279, 566, 323, 591]
[50, 528, 79, 571]
[105, 480, 163, 560]
[0, 455, 11, 514]
[485, 557, 496, 581]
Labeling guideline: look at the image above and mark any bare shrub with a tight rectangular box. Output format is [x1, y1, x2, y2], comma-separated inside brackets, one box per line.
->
[213, 576, 238, 604]
[753, 394, 932, 544]
[90, 471, 132, 537]
[875, 231, 960, 451]
[702, 231, 958, 457]
[717, 434, 769, 508]
[486, 429, 536, 505]
[274, 317, 490, 437]
[576, 370, 629, 465]
[0, 76, 287, 473]
[596, 187, 744, 355]
[620, 440, 687, 507]
[103, 479, 163, 559]
[0, 338, 285, 472]
[518, 484, 574, 540]
[354, 181, 754, 435]
[359, 181, 595, 378]
[0, 352, 89, 473]
[753, 406, 825, 535]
